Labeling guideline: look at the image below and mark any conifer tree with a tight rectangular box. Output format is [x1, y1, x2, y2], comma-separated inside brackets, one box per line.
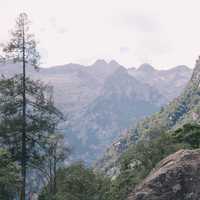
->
[0, 75, 63, 199]
[0, 12, 40, 200]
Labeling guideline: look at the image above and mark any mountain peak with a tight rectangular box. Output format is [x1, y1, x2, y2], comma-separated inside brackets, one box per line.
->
[109, 60, 120, 66]
[93, 59, 107, 66]
[138, 63, 155, 72]
[171, 65, 190, 72]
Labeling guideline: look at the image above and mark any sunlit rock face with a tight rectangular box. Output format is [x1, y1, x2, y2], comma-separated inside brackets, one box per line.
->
[128, 149, 200, 200]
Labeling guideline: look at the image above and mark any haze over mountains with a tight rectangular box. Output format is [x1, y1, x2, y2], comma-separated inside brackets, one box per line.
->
[0, 60, 192, 163]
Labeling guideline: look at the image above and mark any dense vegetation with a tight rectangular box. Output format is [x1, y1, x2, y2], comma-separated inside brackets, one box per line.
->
[37, 123, 200, 200]
[2, 120, 200, 200]
[39, 163, 111, 200]
[0, 149, 20, 200]
[0, 74, 67, 198]
[108, 123, 200, 200]
[109, 134, 184, 199]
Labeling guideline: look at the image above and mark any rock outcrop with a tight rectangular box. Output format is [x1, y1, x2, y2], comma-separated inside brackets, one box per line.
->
[128, 149, 200, 200]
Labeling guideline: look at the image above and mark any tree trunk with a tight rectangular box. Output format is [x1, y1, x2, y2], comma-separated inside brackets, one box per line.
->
[53, 155, 57, 194]
[49, 158, 53, 195]
[21, 20, 27, 200]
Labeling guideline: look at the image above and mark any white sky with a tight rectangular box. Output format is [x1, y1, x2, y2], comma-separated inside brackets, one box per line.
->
[0, 0, 200, 69]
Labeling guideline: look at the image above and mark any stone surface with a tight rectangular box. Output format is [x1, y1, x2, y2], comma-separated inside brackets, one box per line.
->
[128, 149, 200, 200]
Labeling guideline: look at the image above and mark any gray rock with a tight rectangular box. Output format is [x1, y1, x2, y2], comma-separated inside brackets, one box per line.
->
[128, 149, 200, 200]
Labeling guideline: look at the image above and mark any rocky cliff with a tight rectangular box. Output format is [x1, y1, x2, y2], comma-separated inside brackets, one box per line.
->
[128, 149, 200, 200]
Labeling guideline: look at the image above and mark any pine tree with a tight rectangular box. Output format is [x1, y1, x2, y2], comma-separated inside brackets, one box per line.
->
[0, 13, 40, 200]
[0, 75, 63, 199]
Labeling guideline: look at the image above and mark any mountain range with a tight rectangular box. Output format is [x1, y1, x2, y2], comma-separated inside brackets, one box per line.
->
[95, 58, 200, 175]
[0, 60, 192, 163]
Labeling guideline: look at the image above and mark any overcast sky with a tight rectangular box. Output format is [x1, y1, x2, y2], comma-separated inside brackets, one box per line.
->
[0, 0, 200, 69]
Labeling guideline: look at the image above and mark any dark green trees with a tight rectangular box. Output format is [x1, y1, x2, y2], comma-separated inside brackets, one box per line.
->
[0, 149, 20, 200]
[0, 12, 40, 200]
[172, 123, 200, 148]
[39, 163, 111, 200]
[0, 75, 63, 199]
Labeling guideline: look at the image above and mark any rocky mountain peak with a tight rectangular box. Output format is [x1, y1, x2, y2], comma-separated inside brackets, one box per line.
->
[138, 63, 155, 72]
[109, 60, 121, 67]
[93, 59, 108, 66]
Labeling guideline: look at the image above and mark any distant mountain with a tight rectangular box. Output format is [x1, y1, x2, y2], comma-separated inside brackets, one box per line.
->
[95, 57, 200, 175]
[0, 60, 191, 164]
[128, 64, 192, 101]
[67, 67, 165, 162]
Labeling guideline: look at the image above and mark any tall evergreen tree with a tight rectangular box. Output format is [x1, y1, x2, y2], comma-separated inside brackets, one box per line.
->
[0, 13, 40, 200]
[0, 75, 63, 199]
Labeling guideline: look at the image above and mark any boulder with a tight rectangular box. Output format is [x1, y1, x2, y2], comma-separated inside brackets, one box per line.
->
[128, 149, 200, 200]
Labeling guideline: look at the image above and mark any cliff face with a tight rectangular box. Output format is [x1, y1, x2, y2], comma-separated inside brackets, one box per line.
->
[128, 149, 200, 200]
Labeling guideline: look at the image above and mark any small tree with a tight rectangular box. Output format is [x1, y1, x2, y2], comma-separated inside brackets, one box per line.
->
[0, 13, 40, 200]
[30, 133, 70, 196]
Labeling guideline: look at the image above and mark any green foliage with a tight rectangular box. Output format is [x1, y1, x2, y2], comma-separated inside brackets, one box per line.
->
[0, 12, 41, 200]
[172, 123, 200, 148]
[110, 133, 187, 200]
[39, 163, 111, 200]
[31, 133, 70, 195]
[0, 75, 62, 162]
[38, 123, 200, 200]
[0, 149, 20, 200]
[1, 12, 40, 68]
[0, 75, 63, 197]
[110, 123, 200, 200]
